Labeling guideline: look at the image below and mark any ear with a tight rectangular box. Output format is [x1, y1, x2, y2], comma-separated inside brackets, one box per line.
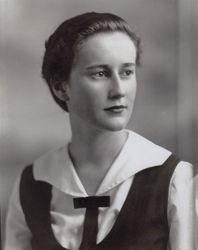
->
[51, 80, 70, 102]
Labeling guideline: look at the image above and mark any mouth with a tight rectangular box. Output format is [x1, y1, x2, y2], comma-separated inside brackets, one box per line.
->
[104, 105, 127, 113]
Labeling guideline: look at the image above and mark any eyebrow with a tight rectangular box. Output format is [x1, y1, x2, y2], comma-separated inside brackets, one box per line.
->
[86, 62, 135, 70]
[122, 63, 135, 67]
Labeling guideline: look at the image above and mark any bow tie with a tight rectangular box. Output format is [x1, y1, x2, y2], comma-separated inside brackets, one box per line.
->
[73, 196, 110, 250]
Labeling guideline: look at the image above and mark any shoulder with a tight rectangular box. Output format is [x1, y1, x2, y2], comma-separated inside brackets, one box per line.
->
[28, 145, 69, 183]
[21, 144, 76, 192]
[167, 160, 195, 220]
[126, 129, 171, 167]
[125, 130, 194, 178]
[170, 160, 194, 188]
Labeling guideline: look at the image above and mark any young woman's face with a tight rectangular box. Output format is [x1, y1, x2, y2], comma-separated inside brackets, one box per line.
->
[66, 31, 137, 132]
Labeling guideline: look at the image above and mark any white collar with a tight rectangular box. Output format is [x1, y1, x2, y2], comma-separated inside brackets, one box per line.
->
[34, 130, 171, 197]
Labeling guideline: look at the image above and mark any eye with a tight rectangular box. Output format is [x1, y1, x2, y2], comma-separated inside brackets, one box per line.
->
[121, 69, 134, 77]
[91, 71, 109, 79]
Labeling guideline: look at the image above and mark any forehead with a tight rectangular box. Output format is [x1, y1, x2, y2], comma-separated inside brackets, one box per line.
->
[74, 31, 137, 67]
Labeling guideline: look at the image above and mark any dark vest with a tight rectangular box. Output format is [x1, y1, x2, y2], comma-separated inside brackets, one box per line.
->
[19, 154, 179, 250]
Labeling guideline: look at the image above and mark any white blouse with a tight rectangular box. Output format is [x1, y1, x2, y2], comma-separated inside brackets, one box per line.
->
[4, 130, 196, 250]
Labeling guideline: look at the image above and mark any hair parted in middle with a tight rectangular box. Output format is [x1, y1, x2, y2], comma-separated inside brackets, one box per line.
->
[42, 12, 141, 112]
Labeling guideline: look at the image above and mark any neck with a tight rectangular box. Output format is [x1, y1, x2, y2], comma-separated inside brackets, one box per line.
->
[68, 115, 128, 195]
[69, 121, 128, 172]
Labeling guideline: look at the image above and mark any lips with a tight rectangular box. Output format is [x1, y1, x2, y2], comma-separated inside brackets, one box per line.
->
[104, 105, 127, 112]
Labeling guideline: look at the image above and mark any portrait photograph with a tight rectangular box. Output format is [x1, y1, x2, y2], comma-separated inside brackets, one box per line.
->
[0, 0, 198, 249]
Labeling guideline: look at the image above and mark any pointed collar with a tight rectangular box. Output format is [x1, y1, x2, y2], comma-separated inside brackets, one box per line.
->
[34, 130, 171, 196]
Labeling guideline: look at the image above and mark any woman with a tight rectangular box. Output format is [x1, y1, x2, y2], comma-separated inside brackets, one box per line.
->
[4, 12, 195, 250]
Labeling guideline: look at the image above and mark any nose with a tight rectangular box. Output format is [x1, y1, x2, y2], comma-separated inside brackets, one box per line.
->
[108, 74, 125, 100]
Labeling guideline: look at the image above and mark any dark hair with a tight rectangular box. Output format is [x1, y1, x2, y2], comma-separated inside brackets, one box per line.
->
[42, 12, 141, 112]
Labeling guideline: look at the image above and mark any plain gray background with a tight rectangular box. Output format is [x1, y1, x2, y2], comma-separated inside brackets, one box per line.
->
[1, 0, 198, 246]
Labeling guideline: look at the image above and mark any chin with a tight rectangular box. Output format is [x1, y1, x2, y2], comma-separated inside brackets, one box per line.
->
[87, 115, 130, 133]
[101, 120, 128, 132]
[101, 111, 132, 132]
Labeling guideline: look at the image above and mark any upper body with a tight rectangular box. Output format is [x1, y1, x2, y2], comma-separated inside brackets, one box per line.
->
[5, 130, 196, 250]
[4, 12, 197, 250]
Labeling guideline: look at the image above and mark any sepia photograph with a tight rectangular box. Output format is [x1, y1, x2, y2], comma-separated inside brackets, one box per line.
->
[0, 0, 198, 249]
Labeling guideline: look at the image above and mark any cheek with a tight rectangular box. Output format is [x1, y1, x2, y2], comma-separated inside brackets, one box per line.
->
[127, 80, 137, 101]
[69, 85, 102, 114]
[77, 82, 106, 107]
